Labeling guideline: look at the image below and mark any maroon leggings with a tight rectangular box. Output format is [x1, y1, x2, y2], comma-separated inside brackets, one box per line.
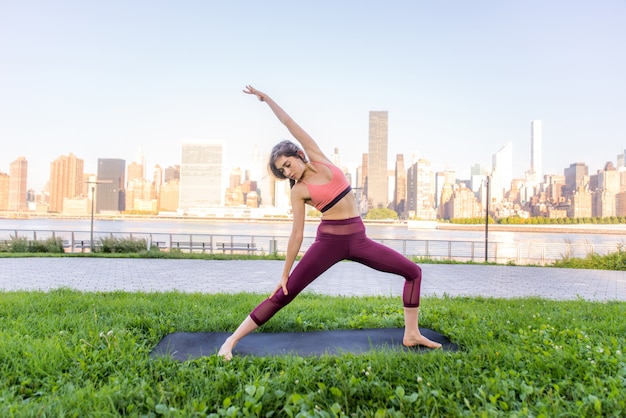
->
[250, 217, 422, 326]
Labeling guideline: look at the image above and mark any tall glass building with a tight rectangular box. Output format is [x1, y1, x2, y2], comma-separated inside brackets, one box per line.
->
[617, 149, 626, 169]
[9, 157, 28, 211]
[393, 154, 406, 214]
[530, 120, 543, 183]
[96, 158, 126, 213]
[367, 111, 389, 209]
[406, 158, 436, 220]
[179, 140, 223, 213]
[491, 142, 513, 203]
[49, 153, 84, 213]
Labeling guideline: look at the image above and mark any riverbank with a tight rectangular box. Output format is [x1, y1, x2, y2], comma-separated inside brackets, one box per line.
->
[436, 223, 626, 235]
[2, 213, 626, 235]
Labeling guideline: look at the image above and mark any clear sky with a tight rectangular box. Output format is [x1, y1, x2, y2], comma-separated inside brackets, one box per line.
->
[1, 0, 625, 192]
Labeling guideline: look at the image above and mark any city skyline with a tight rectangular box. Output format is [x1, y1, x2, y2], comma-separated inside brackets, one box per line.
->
[1, 127, 625, 195]
[1, 1, 625, 191]
[3, 137, 625, 219]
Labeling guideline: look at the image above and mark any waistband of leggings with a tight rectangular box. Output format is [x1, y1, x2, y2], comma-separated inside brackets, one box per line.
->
[319, 216, 364, 226]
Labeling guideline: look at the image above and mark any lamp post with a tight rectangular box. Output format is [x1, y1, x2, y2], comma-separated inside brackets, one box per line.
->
[90, 184, 95, 251]
[484, 174, 490, 262]
[85, 179, 112, 252]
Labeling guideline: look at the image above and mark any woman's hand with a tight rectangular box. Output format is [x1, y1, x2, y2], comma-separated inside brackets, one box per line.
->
[271, 274, 289, 297]
[243, 85, 266, 101]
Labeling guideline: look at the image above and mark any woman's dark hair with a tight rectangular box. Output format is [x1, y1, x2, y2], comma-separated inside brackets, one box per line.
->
[268, 140, 308, 188]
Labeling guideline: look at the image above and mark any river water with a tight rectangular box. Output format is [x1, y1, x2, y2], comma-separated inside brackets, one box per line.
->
[1, 217, 624, 246]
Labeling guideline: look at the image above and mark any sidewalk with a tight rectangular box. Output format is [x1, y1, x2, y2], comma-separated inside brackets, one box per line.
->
[0, 258, 625, 302]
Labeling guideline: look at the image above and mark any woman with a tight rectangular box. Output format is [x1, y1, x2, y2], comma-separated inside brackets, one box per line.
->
[218, 86, 441, 360]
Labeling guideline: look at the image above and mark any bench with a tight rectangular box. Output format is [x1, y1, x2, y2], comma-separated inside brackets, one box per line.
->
[215, 242, 257, 254]
[170, 242, 213, 252]
[169, 241, 257, 254]
[61, 240, 100, 252]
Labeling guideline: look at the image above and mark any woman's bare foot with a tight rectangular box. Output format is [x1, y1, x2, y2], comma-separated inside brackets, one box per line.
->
[218, 338, 234, 360]
[216, 316, 259, 361]
[403, 333, 442, 349]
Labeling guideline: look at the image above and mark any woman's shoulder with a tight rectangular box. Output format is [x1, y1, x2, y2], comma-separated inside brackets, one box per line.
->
[291, 181, 310, 198]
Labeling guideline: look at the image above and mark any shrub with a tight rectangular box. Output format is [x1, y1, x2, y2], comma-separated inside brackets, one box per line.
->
[96, 236, 151, 253]
[8, 236, 30, 252]
[42, 237, 65, 253]
[553, 244, 626, 270]
[4, 236, 65, 253]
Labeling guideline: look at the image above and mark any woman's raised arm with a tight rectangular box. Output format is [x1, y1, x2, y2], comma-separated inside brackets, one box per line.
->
[244, 85, 328, 162]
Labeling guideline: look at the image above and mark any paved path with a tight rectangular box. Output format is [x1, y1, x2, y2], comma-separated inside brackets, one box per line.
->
[1, 258, 625, 302]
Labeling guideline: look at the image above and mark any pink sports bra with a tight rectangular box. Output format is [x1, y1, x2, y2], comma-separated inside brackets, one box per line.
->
[301, 161, 352, 212]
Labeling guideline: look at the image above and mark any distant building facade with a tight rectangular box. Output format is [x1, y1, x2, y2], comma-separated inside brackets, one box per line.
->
[179, 140, 223, 213]
[367, 111, 388, 209]
[406, 159, 436, 220]
[393, 154, 406, 215]
[529, 120, 542, 183]
[159, 180, 179, 212]
[564, 162, 589, 196]
[49, 153, 84, 213]
[443, 185, 482, 219]
[9, 157, 28, 212]
[491, 142, 513, 204]
[568, 190, 592, 218]
[0, 172, 9, 210]
[96, 158, 126, 213]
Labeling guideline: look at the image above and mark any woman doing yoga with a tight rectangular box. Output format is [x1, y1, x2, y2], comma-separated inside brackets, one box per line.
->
[218, 86, 442, 360]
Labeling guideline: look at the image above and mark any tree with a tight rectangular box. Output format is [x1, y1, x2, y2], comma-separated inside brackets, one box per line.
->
[364, 208, 398, 220]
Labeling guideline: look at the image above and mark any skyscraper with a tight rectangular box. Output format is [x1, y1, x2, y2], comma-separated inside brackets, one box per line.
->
[393, 154, 406, 215]
[436, 169, 456, 209]
[127, 161, 144, 183]
[617, 149, 626, 169]
[164, 165, 180, 183]
[152, 165, 163, 196]
[159, 180, 179, 212]
[355, 154, 368, 214]
[564, 162, 589, 195]
[530, 120, 543, 183]
[179, 140, 223, 213]
[358, 153, 368, 191]
[331, 147, 342, 168]
[49, 153, 84, 213]
[470, 163, 486, 194]
[0, 172, 9, 211]
[96, 158, 126, 213]
[249, 145, 271, 207]
[367, 111, 389, 209]
[406, 159, 436, 220]
[491, 142, 513, 203]
[125, 156, 152, 212]
[135, 146, 146, 180]
[9, 157, 28, 212]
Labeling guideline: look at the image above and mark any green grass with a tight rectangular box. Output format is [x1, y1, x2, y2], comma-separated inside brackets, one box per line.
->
[0, 291, 624, 417]
[0, 250, 282, 261]
[2, 249, 625, 270]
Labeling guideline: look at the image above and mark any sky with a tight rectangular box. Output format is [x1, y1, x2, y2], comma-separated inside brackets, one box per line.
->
[1, 0, 625, 192]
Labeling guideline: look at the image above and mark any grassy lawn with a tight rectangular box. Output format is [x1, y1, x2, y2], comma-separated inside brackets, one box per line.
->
[0, 290, 624, 417]
[2, 245, 625, 270]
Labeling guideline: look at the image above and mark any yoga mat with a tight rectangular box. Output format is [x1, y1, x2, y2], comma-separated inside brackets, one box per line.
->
[151, 328, 457, 361]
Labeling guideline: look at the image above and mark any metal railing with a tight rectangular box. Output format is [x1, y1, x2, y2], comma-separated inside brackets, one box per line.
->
[1, 228, 622, 265]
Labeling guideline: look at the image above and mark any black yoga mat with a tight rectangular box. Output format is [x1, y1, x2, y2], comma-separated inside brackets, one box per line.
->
[151, 328, 457, 361]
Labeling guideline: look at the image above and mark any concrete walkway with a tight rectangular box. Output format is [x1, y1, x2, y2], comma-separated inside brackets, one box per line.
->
[1, 258, 625, 302]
